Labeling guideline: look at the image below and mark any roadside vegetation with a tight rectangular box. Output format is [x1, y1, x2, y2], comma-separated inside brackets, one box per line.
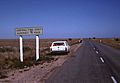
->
[94, 38, 120, 50]
[0, 38, 80, 79]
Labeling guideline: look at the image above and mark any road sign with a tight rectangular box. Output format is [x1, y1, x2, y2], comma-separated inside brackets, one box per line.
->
[16, 27, 43, 62]
[16, 27, 43, 36]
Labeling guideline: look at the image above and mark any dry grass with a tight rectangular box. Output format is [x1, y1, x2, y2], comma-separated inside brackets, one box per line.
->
[0, 38, 80, 79]
[94, 38, 120, 50]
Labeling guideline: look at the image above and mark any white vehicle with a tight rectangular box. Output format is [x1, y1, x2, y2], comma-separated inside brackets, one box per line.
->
[50, 41, 70, 53]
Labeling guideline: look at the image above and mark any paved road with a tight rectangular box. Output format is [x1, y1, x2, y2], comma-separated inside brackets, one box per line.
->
[45, 40, 120, 83]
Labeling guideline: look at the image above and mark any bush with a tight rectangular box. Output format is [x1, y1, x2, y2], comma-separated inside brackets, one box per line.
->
[12, 58, 34, 69]
[23, 46, 32, 52]
[0, 48, 5, 52]
[68, 38, 72, 41]
[0, 47, 14, 53]
[89, 38, 91, 39]
[114, 38, 119, 41]
[93, 37, 96, 39]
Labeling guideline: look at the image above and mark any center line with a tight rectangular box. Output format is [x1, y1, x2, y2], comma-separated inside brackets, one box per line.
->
[100, 57, 104, 63]
[111, 76, 117, 83]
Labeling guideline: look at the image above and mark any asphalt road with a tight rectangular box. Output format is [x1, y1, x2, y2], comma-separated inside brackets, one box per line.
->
[45, 40, 120, 83]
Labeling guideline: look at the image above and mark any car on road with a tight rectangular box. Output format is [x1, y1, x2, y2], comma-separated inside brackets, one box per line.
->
[50, 41, 70, 54]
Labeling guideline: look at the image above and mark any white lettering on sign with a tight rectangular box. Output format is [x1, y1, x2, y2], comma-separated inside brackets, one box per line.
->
[16, 28, 43, 36]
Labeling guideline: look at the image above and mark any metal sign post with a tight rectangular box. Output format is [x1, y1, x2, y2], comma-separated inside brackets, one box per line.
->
[20, 36, 23, 62]
[36, 35, 39, 60]
[16, 27, 43, 62]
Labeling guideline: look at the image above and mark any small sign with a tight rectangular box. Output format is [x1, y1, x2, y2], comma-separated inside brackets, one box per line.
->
[16, 27, 43, 36]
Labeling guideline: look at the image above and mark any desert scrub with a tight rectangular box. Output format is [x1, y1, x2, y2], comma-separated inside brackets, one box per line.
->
[95, 38, 120, 50]
[114, 38, 119, 41]
[10, 55, 54, 69]
[0, 47, 14, 53]
[40, 55, 54, 62]
[23, 46, 32, 52]
[0, 71, 8, 79]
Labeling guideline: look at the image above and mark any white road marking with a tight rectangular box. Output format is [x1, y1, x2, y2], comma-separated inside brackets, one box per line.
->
[93, 48, 95, 50]
[96, 51, 98, 54]
[100, 57, 104, 63]
[111, 76, 117, 83]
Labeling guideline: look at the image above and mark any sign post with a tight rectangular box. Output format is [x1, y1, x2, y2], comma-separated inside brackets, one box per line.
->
[36, 35, 39, 60]
[20, 36, 23, 62]
[16, 27, 43, 62]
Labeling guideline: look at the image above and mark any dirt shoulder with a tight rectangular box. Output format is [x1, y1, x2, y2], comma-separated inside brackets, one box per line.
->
[0, 43, 82, 83]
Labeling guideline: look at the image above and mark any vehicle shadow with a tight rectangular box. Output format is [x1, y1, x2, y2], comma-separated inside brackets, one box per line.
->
[47, 52, 68, 56]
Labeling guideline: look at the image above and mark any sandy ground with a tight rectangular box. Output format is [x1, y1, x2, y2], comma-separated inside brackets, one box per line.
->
[0, 43, 81, 83]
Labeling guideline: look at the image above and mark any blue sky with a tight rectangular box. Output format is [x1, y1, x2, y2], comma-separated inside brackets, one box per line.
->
[0, 0, 120, 38]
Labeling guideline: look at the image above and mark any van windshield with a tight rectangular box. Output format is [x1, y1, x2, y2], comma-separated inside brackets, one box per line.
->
[53, 43, 64, 46]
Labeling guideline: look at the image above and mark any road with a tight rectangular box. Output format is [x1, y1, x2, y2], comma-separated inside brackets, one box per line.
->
[45, 40, 120, 83]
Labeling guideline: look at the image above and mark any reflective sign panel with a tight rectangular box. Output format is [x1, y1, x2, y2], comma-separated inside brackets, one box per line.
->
[16, 27, 43, 36]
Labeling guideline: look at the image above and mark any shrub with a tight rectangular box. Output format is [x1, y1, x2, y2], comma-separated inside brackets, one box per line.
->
[114, 38, 119, 41]
[18, 46, 32, 52]
[93, 37, 96, 39]
[0, 48, 5, 52]
[0, 47, 14, 53]
[68, 38, 72, 41]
